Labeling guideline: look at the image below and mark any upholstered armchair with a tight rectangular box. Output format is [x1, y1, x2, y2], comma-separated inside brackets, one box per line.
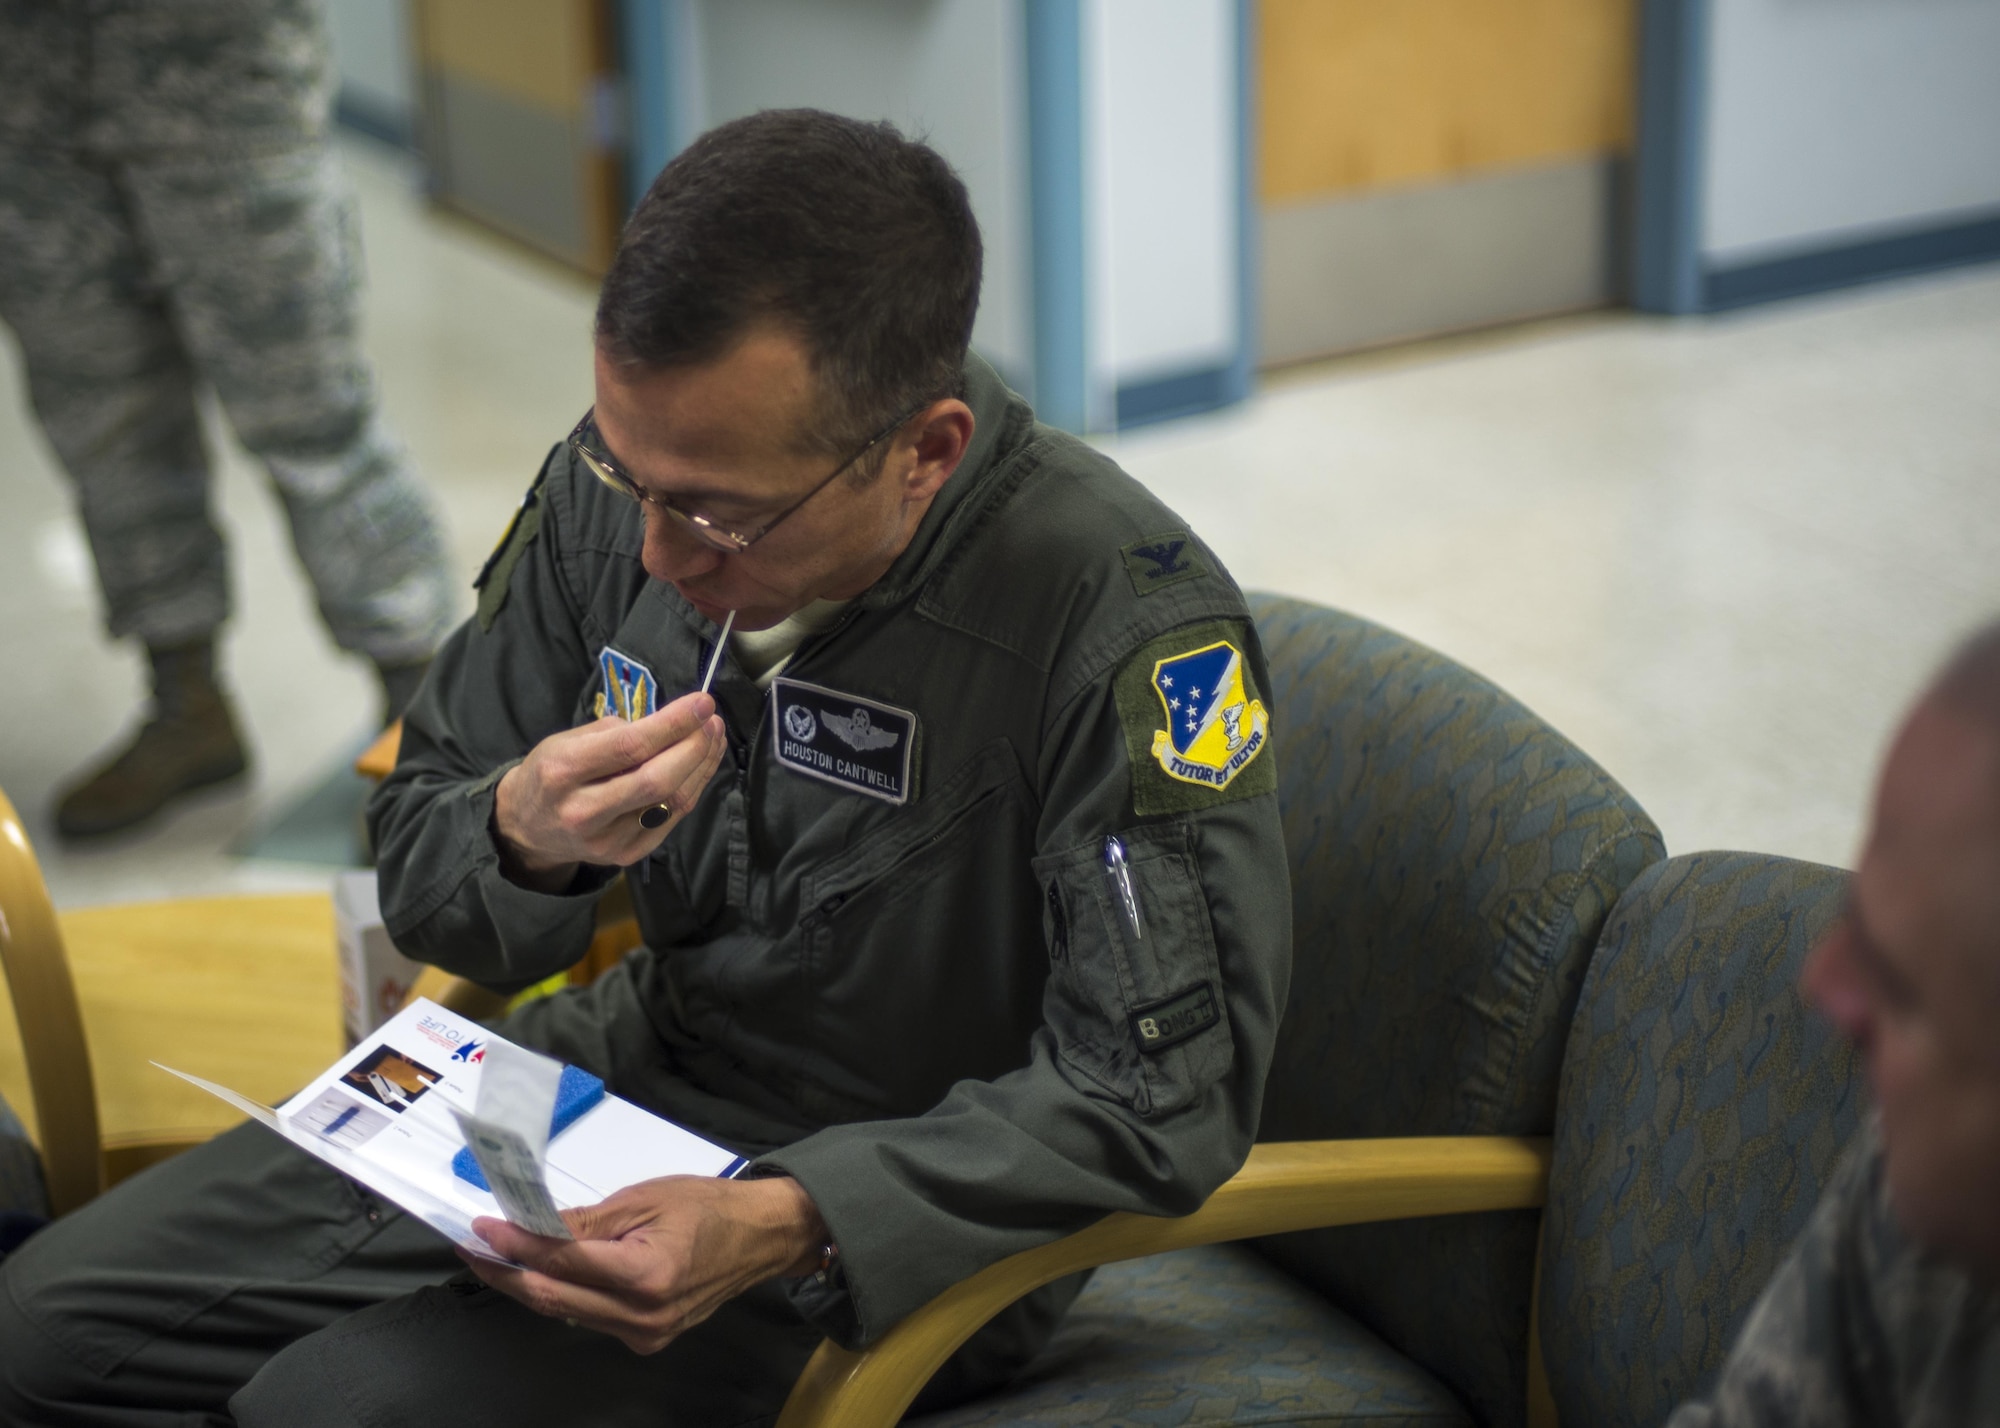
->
[789, 850, 1863, 1428]
[1537, 851, 1860, 1426]
[781, 596, 1667, 1427]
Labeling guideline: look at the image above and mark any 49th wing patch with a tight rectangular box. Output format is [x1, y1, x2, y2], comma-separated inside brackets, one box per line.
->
[1112, 620, 1277, 816]
[1148, 641, 1269, 789]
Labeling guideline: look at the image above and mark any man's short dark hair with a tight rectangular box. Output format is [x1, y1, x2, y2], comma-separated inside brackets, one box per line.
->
[596, 109, 983, 456]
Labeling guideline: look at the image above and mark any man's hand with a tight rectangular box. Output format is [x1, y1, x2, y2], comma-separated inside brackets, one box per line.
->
[459, 1174, 827, 1354]
[493, 692, 727, 891]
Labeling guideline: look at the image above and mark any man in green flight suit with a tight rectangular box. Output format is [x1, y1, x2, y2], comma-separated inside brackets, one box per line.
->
[0, 110, 1292, 1425]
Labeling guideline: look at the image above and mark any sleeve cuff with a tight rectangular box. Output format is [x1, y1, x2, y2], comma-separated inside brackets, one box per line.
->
[752, 1139, 868, 1348]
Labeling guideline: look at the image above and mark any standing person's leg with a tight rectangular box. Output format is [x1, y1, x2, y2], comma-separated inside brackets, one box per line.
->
[0, 143, 249, 837]
[125, 142, 455, 725]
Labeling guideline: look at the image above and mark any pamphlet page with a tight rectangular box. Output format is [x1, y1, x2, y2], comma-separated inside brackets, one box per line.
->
[159, 998, 746, 1260]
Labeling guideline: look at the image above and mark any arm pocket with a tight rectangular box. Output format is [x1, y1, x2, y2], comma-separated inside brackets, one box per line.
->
[1032, 821, 1234, 1117]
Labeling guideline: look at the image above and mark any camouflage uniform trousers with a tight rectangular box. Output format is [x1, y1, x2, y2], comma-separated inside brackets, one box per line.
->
[0, 137, 454, 663]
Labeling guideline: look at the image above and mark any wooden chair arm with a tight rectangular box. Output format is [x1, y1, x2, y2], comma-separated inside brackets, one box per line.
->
[354, 721, 402, 781]
[398, 896, 646, 1019]
[0, 786, 103, 1214]
[402, 964, 512, 1021]
[777, 1134, 1552, 1428]
[101, 1130, 217, 1189]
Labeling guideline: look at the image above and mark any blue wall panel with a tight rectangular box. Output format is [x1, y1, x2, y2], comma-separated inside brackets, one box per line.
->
[1632, 0, 1707, 315]
[1226, 0, 1255, 410]
[1706, 212, 2000, 311]
[619, 0, 673, 207]
[1025, 0, 1088, 432]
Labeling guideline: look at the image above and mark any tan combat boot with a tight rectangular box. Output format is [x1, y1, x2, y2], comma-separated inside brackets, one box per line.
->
[53, 639, 249, 839]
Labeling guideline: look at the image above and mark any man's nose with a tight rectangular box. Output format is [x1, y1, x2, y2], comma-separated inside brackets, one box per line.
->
[642, 510, 725, 584]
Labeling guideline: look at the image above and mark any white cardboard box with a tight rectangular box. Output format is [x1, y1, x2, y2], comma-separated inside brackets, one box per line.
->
[333, 870, 425, 1045]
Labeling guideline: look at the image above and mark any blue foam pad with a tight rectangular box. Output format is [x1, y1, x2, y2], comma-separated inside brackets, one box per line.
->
[452, 1063, 605, 1192]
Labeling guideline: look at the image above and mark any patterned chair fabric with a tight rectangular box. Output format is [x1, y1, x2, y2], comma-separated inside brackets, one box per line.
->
[908, 1244, 1473, 1428]
[1243, 595, 1664, 1428]
[1539, 851, 1862, 1428]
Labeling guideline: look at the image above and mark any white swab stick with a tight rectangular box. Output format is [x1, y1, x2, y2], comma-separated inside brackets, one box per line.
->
[699, 610, 735, 694]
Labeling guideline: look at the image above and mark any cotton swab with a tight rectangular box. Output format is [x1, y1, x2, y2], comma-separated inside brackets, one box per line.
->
[698, 609, 735, 694]
[640, 610, 735, 831]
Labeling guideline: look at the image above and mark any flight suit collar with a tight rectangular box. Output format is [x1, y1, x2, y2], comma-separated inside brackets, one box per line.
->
[849, 351, 1033, 611]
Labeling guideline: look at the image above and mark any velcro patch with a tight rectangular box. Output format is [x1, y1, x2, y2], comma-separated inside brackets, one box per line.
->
[1130, 982, 1219, 1053]
[1121, 533, 1207, 597]
[770, 677, 916, 805]
[1112, 620, 1277, 816]
[595, 646, 658, 722]
[474, 475, 544, 631]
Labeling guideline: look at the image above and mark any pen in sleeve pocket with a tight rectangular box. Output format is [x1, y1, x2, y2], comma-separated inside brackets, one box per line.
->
[1103, 835, 1143, 940]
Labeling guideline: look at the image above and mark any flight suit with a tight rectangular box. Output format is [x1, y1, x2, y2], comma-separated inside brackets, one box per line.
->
[0, 356, 1292, 1424]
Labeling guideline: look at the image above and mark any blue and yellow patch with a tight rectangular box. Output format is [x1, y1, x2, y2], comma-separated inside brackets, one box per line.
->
[595, 646, 658, 722]
[1113, 620, 1277, 816]
[1147, 640, 1269, 790]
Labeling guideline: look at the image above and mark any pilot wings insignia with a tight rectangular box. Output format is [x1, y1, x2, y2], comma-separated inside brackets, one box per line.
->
[769, 676, 917, 804]
[821, 707, 901, 751]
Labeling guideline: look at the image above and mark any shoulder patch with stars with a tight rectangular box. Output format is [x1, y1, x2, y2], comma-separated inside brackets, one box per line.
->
[474, 472, 545, 631]
[1112, 620, 1276, 816]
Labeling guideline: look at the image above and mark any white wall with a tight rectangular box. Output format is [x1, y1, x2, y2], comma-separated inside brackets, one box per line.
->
[1703, 0, 2000, 265]
[1082, 0, 1237, 421]
[325, 0, 415, 131]
[691, 0, 1034, 388]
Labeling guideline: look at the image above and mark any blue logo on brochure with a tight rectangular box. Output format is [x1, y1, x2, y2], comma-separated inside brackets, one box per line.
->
[770, 677, 915, 804]
[595, 646, 658, 722]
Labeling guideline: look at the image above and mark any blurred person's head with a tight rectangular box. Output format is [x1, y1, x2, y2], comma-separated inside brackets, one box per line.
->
[586, 109, 983, 630]
[1804, 620, 2000, 1277]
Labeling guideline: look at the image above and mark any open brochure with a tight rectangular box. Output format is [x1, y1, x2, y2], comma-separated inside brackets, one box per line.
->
[157, 998, 748, 1262]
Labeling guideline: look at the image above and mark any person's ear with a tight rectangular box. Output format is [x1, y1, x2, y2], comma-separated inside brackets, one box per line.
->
[1802, 918, 1874, 1047]
[902, 400, 974, 503]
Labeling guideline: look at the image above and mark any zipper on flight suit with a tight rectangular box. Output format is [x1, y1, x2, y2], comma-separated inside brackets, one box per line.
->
[794, 781, 1001, 931]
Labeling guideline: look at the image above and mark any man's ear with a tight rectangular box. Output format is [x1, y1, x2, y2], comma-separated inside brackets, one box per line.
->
[903, 400, 975, 503]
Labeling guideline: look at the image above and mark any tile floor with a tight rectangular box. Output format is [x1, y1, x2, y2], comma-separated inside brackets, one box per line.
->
[3, 133, 1996, 910]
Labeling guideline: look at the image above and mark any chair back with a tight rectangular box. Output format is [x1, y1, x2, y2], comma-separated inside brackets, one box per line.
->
[1245, 596, 1663, 1427]
[0, 785, 101, 1214]
[1537, 852, 1860, 1428]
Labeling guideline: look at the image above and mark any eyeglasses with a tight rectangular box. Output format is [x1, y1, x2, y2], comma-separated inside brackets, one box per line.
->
[568, 403, 924, 553]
